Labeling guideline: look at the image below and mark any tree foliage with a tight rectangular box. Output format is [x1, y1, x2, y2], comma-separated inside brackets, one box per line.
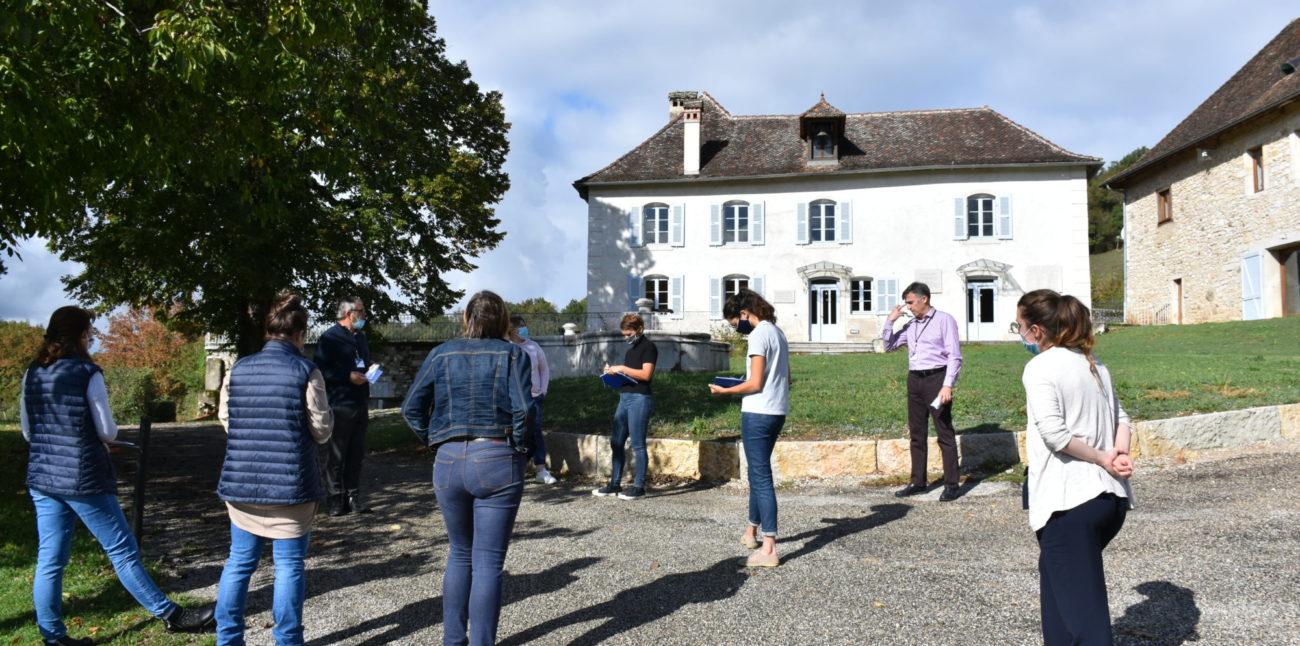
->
[1087, 147, 1149, 253]
[0, 320, 45, 419]
[507, 297, 558, 315]
[560, 297, 587, 322]
[1, 2, 510, 356]
[96, 308, 201, 405]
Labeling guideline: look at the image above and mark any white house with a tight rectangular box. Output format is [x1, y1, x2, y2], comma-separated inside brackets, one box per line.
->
[574, 92, 1102, 343]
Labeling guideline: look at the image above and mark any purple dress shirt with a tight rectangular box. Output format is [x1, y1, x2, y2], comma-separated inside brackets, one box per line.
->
[881, 307, 963, 387]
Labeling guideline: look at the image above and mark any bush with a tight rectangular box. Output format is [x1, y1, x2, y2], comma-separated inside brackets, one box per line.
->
[709, 322, 747, 356]
[0, 321, 45, 420]
[103, 365, 156, 425]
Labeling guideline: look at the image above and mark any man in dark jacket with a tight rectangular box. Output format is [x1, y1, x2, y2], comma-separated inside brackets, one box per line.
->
[315, 296, 373, 515]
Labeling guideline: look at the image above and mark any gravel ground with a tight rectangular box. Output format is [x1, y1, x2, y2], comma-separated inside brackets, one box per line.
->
[129, 426, 1300, 646]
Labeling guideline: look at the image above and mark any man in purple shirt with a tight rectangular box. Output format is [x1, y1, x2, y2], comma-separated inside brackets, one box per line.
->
[882, 282, 964, 501]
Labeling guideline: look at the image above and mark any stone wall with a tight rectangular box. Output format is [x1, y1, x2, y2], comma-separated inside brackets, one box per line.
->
[1122, 103, 1300, 323]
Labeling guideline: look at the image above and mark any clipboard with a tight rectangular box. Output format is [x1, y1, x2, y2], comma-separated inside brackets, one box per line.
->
[712, 377, 745, 388]
[600, 372, 637, 389]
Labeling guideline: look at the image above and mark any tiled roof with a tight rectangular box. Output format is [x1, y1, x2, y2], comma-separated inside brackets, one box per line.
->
[801, 94, 845, 118]
[1107, 18, 1300, 189]
[574, 92, 1099, 195]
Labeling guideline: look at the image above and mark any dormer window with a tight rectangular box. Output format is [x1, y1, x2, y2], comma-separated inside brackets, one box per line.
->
[799, 94, 845, 165]
[812, 125, 836, 159]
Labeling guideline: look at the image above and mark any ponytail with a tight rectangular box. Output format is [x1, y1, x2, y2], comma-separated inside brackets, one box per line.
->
[1017, 290, 1100, 384]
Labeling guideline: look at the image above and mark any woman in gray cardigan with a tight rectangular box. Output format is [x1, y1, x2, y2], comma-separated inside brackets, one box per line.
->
[1014, 289, 1134, 646]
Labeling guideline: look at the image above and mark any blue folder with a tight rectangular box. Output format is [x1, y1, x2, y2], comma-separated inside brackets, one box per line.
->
[600, 372, 637, 389]
[712, 377, 745, 388]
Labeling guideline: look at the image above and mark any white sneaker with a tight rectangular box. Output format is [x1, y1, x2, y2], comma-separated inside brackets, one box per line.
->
[536, 468, 558, 485]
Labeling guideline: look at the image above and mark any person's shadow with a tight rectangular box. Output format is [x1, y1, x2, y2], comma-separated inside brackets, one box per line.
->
[1113, 581, 1201, 644]
[780, 503, 912, 564]
[498, 556, 749, 646]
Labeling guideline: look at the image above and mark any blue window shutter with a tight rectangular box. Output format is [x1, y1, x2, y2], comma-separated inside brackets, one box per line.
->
[709, 276, 722, 318]
[709, 204, 722, 246]
[751, 201, 765, 245]
[752, 275, 765, 298]
[839, 201, 853, 244]
[670, 275, 684, 315]
[997, 195, 1013, 239]
[629, 208, 643, 247]
[1241, 253, 1262, 320]
[671, 204, 685, 247]
[953, 198, 968, 240]
[628, 275, 641, 311]
[796, 202, 809, 244]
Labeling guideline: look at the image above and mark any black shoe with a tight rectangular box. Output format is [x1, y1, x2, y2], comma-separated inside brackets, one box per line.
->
[161, 603, 215, 633]
[939, 486, 961, 502]
[617, 486, 646, 500]
[44, 636, 93, 646]
[592, 484, 621, 497]
[328, 495, 349, 516]
[894, 484, 926, 497]
[348, 493, 373, 514]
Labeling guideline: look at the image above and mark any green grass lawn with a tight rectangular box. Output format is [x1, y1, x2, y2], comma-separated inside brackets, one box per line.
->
[365, 317, 1300, 444]
[0, 426, 214, 646]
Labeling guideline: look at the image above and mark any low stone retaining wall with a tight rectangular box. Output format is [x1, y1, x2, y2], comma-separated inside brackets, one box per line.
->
[541, 402, 1300, 483]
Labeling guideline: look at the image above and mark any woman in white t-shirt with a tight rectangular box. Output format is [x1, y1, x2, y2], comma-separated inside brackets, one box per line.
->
[1014, 289, 1133, 646]
[709, 289, 790, 567]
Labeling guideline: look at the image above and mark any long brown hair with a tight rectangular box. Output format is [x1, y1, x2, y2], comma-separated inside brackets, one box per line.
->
[34, 306, 95, 366]
[463, 291, 510, 339]
[1017, 289, 1099, 382]
[265, 291, 309, 341]
[723, 289, 776, 323]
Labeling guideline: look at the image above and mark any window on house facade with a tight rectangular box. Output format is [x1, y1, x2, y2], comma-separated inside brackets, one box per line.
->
[644, 276, 670, 312]
[1157, 188, 1172, 224]
[724, 201, 750, 244]
[810, 200, 837, 242]
[812, 126, 835, 159]
[643, 204, 669, 244]
[967, 194, 995, 238]
[724, 275, 749, 298]
[849, 278, 872, 313]
[1248, 146, 1264, 192]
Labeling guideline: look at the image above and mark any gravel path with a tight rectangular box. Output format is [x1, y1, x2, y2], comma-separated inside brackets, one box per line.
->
[129, 426, 1300, 645]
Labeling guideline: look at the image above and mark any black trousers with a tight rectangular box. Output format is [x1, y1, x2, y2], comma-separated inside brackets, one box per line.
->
[1036, 493, 1128, 646]
[906, 368, 958, 487]
[325, 404, 369, 496]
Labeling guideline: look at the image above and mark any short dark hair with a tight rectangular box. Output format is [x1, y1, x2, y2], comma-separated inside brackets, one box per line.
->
[619, 314, 644, 332]
[464, 291, 510, 339]
[902, 282, 931, 301]
[722, 289, 776, 323]
[266, 291, 309, 341]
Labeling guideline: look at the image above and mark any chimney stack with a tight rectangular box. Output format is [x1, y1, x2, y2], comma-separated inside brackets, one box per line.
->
[667, 91, 699, 122]
[682, 99, 701, 176]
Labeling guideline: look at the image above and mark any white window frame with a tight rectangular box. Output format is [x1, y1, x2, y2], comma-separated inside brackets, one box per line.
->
[967, 194, 995, 238]
[643, 203, 670, 245]
[723, 201, 750, 244]
[849, 277, 873, 314]
[810, 200, 837, 243]
[724, 274, 750, 298]
[644, 275, 670, 313]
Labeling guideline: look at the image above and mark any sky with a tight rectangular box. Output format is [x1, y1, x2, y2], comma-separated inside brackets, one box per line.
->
[2, 1, 1296, 324]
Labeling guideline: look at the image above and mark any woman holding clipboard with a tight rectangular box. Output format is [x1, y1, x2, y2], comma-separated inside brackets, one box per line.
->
[708, 289, 790, 567]
[594, 314, 657, 500]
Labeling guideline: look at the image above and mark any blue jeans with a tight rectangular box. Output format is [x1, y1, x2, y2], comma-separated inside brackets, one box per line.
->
[216, 522, 311, 646]
[528, 394, 547, 467]
[30, 489, 177, 641]
[433, 440, 525, 646]
[741, 413, 785, 537]
[610, 393, 652, 488]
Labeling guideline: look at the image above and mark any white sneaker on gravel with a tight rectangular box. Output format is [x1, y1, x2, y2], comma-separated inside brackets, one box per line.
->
[536, 468, 558, 484]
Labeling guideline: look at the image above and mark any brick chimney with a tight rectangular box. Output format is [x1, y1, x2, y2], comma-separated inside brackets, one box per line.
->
[667, 91, 699, 122]
[682, 99, 701, 176]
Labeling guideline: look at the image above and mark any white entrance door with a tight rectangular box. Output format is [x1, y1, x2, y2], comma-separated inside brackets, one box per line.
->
[808, 280, 842, 342]
[965, 279, 999, 341]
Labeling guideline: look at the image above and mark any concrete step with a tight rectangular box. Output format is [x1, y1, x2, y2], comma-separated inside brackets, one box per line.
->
[788, 341, 877, 354]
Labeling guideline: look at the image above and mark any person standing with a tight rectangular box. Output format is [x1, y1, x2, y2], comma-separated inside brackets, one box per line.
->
[594, 314, 657, 501]
[215, 291, 334, 646]
[1015, 289, 1134, 646]
[882, 282, 964, 501]
[21, 306, 214, 646]
[401, 290, 533, 646]
[708, 290, 790, 567]
[509, 315, 556, 484]
[315, 296, 372, 515]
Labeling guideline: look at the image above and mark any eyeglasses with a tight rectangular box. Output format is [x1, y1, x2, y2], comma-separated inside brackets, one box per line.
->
[1008, 322, 1022, 334]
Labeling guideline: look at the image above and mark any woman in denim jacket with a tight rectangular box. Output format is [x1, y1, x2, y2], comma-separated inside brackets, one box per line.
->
[401, 290, 533, 646]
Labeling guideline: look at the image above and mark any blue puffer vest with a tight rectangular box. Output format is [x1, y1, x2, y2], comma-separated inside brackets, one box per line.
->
[25, 358, 116, 496]
[217, 340, 323, 505]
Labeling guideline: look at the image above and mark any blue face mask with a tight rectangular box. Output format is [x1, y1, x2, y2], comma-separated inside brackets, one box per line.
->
[734, 319, 755, 335]
[1022, 340, 1040, 355]
[517, 327, 529, 339]
[353, 318, 366, 331]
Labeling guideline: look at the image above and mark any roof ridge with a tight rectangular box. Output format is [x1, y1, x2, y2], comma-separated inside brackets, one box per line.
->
[698, 91, 734, 118]
[576, 113, 685, 184]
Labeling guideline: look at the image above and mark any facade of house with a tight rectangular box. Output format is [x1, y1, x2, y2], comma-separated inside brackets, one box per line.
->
[575, 92, 1101, 343]
[1106, 19, 1300, 324]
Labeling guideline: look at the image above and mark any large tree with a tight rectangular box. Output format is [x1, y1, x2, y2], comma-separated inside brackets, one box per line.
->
[1, 2, 509, 355]
[1087, 146, 1148, 253]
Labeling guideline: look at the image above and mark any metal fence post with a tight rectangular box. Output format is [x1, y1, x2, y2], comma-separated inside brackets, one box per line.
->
[131, 416, 151, 541]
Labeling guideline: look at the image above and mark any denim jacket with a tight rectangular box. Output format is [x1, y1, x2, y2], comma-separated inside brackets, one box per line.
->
[401, 337, 533, 449]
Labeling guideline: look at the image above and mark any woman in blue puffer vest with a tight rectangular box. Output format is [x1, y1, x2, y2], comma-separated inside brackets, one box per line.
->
[402, 290, 533, 646]
[215, 291, 334, 646]
[22, 306, 215, 646]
